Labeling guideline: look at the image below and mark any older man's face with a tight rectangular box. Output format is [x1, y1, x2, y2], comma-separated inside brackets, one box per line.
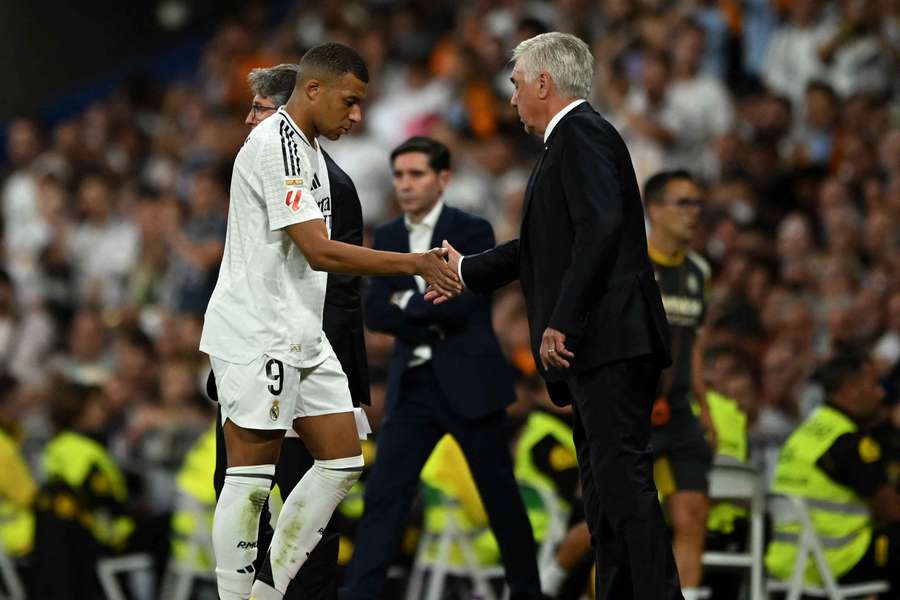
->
[510, 63, 542, 136]
[245, 94, 278, 128]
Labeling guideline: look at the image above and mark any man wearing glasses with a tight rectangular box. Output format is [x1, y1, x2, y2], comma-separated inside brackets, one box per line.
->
[643, 169, 714, 600]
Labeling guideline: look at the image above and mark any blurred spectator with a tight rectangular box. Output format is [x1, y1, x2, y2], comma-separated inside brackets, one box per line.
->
[763, 0, 832, 106]
[0, 375, 36, 563]
[665, 19, 734, 178]
[31, 381, 134, 600]
[55, 172, 139, 309]
[49, 307, 113, 386]
[817, 0, 895, 98]
[789, 81, 840, 166]
[161, 170, 226, 314]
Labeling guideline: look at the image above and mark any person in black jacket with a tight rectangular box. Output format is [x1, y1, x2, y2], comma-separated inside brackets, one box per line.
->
[207, 63, 370, 600]
[339, 137, 542, 600]
[433, 33, 680, 599]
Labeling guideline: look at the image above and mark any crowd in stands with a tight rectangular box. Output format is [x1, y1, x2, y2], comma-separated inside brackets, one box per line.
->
[1, 0, 898, 597]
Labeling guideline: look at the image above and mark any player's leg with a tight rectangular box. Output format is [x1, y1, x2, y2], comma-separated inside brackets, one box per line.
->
[252, 353, 362, 599]
[663, 418, 712, 595]
[541, 520, 592, 596]
[211, 356, 290, 600]
[275, 437, 338, 600]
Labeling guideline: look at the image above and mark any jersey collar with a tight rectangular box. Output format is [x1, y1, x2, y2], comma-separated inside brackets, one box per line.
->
[648, 242, 685, 266]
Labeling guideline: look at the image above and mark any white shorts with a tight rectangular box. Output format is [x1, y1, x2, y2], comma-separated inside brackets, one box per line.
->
[210, 350, 353, 431]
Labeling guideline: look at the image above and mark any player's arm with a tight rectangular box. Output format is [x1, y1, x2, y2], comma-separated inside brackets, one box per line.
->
[257, 136, 460, 296]
[692, 326, 717, 450]
[285, 220, 461, 297]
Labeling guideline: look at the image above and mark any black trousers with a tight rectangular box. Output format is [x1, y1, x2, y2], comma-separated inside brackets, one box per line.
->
[569, 354, 683, 600]
[840, 523, 900, 600]
[214, 406, 338, 600]
[338, 363, 542, 600]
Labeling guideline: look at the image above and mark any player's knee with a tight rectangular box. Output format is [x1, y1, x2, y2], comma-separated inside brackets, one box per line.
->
[670, 491, 709, 532]
[313, 454, 364, 496]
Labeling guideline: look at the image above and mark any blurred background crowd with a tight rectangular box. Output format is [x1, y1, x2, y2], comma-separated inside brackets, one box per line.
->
[1, 0, 899, 598]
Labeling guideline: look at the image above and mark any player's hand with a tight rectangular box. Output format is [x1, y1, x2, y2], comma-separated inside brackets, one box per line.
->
[424, 239, 464, 305]
[415, 248, 462, 299]
[540, 327, 574, 370]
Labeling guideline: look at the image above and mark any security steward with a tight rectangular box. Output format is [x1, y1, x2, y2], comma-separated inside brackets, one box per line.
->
[766, 351, 900, 595]
[31, 381, 134, 600]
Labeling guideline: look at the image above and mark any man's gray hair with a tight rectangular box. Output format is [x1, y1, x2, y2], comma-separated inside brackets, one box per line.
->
[247, 63, 300, 106]
[512, 32, 594, 99]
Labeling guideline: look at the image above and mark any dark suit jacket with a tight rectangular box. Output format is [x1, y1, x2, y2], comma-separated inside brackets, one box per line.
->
[461, 103, 671, 404]
[322, 150, 370, 407]
[365, 205, 515, 420]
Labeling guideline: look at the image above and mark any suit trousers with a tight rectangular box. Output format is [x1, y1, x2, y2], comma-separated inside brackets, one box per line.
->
[339, 363, 542, 600]
[569, 354, 682, 600]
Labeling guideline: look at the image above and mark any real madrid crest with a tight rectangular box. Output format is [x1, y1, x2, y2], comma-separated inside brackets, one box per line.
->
[686, 273, 699, 295]
[270, 400, 280, 421]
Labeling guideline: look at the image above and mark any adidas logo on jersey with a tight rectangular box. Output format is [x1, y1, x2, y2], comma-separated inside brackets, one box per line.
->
[311, 173, 321, 190]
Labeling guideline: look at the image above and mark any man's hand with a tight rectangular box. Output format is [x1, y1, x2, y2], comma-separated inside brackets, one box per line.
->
[424, 240, 465, 305]
[414, 248, 462, 299]
[442, 239, 462, 274]
[540, 327, 574, 370]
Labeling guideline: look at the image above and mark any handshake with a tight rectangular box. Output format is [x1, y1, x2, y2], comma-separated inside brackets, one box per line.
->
[414, 240, 464, 304]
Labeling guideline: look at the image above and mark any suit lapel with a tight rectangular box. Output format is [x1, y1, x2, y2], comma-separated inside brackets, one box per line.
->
[521, 150, 547, 222]
[520, 102, 593, 227]
[429, 205, 452, 249]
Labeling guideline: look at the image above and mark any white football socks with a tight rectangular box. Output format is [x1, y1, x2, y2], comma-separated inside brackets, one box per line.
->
[212, 464, 274, 600]
[540, 557, 568, 595]
[251, 455, 364, 598]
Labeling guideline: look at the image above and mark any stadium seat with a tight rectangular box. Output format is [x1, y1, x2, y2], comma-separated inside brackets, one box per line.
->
[0, 546, 25, 600]
[97, 552, 155, 600]
[159, 492, 218, 600]
[701, 457, 766, 600]
[766, 494, 889, 600]
[405, 484, 507, 600]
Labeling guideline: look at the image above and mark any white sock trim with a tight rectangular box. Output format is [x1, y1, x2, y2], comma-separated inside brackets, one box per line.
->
[315, 454, 364, 470]
[213, 464, 275, 600]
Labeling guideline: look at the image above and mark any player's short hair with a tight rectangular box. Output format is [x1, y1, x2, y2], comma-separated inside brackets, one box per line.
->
[643, 169, 698, 207]
[248, 64, 299, 106]
[298, 42, 369, 85]
[390, 136, 451, 173]
[512, 32, 594, 99]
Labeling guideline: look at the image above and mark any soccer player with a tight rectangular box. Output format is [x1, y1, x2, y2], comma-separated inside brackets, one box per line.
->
[199, 43, 460, 600]
[644, 169, 714, 600]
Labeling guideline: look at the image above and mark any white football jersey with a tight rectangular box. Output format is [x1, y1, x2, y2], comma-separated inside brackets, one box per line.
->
[200, 108, 333, 369]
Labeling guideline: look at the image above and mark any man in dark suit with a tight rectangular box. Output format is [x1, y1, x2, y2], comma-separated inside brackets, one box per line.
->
[208, 64, 370, 599]
[433, 33, 681, 599]
[339, 137, 542, 600]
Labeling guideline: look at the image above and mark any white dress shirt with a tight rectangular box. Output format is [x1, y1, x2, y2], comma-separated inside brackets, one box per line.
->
[456, 99, 586, 285]
[543, 98, 587, 144]
[393, 200, 444, 366]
